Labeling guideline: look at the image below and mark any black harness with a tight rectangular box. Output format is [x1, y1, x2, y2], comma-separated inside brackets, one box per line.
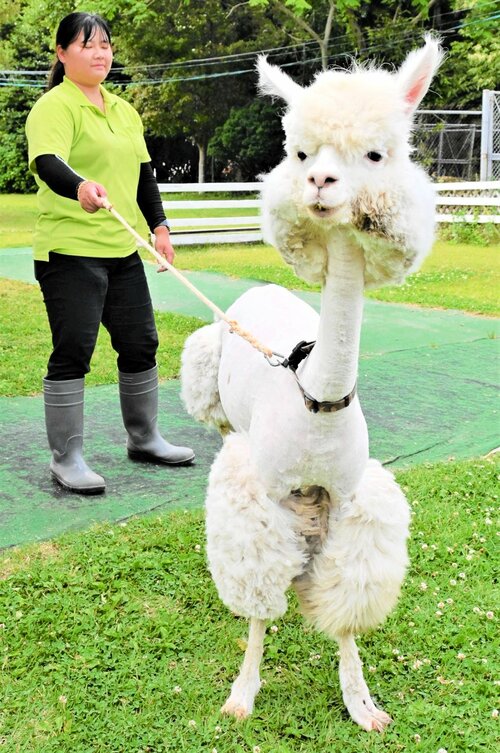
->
[281, 340, 357, 414]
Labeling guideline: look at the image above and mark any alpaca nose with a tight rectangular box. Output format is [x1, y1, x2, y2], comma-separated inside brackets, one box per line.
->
[307, 172, 338, 189]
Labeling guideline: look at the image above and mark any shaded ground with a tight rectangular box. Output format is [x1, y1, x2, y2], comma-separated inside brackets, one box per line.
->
[0, 247, 498, 548]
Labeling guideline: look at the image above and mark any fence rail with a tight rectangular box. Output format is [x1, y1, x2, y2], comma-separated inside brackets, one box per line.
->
[158, 181, 500, 245]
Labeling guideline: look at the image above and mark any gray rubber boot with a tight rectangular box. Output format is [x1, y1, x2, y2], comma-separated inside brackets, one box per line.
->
[43, 378, 106, 494]
[119, 366, 195, 465]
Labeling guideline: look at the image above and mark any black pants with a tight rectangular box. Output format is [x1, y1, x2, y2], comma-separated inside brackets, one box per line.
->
[34, 252, 159, 381]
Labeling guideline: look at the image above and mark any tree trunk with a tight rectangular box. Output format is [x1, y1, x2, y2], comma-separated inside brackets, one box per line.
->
[197, 142, 206, 183]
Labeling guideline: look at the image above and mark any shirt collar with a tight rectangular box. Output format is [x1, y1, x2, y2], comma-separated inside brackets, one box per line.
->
[61, 76, 117, 110]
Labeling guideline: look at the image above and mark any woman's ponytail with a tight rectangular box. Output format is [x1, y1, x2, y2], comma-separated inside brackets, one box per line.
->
[48, 59, 65, 89]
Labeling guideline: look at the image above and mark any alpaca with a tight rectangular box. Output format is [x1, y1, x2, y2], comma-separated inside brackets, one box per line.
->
[181, 36, 443, 732]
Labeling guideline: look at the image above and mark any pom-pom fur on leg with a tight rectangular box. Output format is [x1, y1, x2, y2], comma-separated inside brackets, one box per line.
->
[206, 433, 307, 621]
[180, 322, 231, 434]
[294, 460, 410, 637]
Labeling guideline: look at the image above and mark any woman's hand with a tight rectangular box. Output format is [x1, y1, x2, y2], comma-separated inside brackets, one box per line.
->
[153, 225, 175, 270]
[77, 180, 108, 213]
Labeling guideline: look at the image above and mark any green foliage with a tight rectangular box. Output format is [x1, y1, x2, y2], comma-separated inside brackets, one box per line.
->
[208, 100, 285, 180]
[438, 217, 500, 246]
[0, 88, 39, 192]
[438, 0, 500, 109]
[0, 456, 497, 751]
[0, 0, 498, 186]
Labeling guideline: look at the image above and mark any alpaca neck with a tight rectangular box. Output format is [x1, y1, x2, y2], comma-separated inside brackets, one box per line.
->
[300, 233, 364, 402]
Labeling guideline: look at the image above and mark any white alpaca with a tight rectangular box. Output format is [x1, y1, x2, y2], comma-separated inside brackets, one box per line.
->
[181, 36, 443, 732]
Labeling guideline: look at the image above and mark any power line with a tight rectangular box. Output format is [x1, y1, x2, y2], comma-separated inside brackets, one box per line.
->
[1, 8, 497, 89]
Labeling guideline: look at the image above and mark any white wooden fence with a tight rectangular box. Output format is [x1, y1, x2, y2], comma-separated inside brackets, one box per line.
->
[159, 181, 261, 245]
[158, 180, 500, 245]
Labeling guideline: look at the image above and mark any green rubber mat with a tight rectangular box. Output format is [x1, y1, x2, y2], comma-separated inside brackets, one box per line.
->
[0, 382, 221, 549]
[0, 247, 498, 548]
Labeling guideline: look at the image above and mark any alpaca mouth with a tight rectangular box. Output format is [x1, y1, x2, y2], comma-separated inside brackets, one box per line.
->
[307, 203, 340, 220]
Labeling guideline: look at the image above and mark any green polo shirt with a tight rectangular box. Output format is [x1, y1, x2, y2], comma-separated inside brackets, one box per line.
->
[26, 76, 150, 261]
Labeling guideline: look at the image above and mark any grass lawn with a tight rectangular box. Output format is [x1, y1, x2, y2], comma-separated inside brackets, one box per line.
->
[174, 241, 500, 316]
[0, 456, 497, 752]
[0, 194, 498, 751]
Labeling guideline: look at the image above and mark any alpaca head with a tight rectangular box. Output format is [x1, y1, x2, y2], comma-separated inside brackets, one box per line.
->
[258, 36, 443, 226]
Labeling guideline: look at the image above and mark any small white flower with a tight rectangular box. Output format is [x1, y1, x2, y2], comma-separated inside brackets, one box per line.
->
[473, 607, 482, 614]
[438, 602, 445, 609]
[413, 660, 423, 669]
[486, 611, 494, 619]
[194, 544, 201, 552]
[435, 610, 443, 617]
[253, 747, 261, 753]
[420, 582, 428, 591]
[173, 686, 182, 693]
[421, 543, 429, 550]
[369, 665, 377, 673]
[188, 720, 197, 728]
[397, 655, 405, 662]
[414, 733, 421, 742]
[457, 653, 466, 660]
[59, 695, 67, 705]
[446, 598, 454, 604]
[458, 572, 466, 579]
[492, 709, 499, 718]
[485, 517, 492, 525]
[215, 726, 222, 733]
[270, 625, 278, 633]
[450, 579, 457, 586]
[438, 748, 448, 753]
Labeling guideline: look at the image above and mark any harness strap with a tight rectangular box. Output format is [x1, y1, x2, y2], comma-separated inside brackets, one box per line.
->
[283, 340, 357, 414]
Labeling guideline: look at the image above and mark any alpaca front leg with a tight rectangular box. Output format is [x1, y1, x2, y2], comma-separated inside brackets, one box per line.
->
[338, 635, 392, 732]
[221, 618, 267, 719]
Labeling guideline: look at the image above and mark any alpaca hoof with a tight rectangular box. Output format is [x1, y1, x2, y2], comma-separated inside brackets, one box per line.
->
[221, 700, 251, 720]
[370, 709, 392, 732]
[220, 675, 260, 720]
[346, 694, 392, 732]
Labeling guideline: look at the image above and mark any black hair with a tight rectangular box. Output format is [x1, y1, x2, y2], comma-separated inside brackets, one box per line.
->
[48, 12, 112, 89]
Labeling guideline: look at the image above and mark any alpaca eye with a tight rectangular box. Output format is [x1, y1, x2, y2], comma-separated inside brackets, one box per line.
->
[366, 151, 383, 163]
[297, 151, 307, 161]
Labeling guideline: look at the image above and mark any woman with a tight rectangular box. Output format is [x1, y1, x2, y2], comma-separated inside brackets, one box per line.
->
[26, 12, 194, 494]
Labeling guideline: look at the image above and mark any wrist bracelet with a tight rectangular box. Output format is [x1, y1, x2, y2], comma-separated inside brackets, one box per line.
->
[76, 180, 89, 202]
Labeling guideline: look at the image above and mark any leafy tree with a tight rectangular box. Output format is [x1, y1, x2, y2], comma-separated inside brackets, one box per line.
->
[208, 99, 284, 180]
[248, 0, 353, 70]
[437, 0, 499, 109]
[114, 0, 285, 182]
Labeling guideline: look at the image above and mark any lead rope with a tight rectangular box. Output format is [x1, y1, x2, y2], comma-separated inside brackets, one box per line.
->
[102, 199, 283, 363]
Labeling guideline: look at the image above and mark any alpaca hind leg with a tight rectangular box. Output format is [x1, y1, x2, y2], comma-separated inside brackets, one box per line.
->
[338, 635, 391, 732]
[221, 618, 266, 719]
[180, 321, 231, 433]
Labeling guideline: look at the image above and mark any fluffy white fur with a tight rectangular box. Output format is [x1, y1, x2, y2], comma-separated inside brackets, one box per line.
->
[180, 36, 442, 732]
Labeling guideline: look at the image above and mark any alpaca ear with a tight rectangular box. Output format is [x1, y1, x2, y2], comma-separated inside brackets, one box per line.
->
[257, 55, 303, 104]
[397, 34, 444, 115]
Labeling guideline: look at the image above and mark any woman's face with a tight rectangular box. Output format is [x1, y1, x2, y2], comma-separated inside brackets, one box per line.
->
[57, 28, 113, 87]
